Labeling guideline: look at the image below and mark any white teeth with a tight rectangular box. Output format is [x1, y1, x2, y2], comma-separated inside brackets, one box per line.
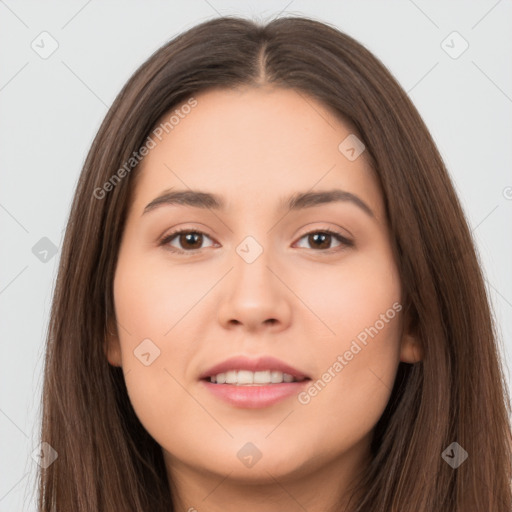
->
[208, 370, 304, 385]
[271, 370, 283, 383]
[237, 370, 254, 385]
[225, 370, 237, 384]
[254, 370, 271, 384]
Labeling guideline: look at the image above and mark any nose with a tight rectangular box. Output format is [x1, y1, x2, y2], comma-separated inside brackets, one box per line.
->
[216, 245, 292, 334]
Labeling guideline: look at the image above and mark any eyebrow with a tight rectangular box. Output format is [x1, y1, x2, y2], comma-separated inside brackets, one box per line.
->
[142, 188, 374, 217]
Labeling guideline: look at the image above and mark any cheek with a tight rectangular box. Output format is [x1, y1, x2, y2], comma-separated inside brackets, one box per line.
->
[111, 240, 238, 418]
[298, 317, 401, 441]
[113, 249, 205, 344]
[294, 247, 402, 344]
[111, 253, 198, 432]
[294, 250, 402, 431]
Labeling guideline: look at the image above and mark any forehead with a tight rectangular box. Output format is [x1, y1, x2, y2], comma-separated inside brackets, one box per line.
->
[130, 86, 383, 219]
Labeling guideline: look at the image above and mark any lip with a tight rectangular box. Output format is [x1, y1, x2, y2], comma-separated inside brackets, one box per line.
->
[198, 355, 310, 381]
[200, 380, 310, 409]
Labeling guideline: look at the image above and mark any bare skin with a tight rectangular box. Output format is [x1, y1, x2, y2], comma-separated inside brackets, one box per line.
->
[106, 85, 421, 512]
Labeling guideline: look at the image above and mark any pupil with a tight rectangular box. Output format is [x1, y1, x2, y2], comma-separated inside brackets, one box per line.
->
[310, 233, 330, 249]
[181, 232, 202, 249]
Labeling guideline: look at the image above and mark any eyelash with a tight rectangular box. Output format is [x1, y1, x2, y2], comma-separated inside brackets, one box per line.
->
[159, 227, 354, 256]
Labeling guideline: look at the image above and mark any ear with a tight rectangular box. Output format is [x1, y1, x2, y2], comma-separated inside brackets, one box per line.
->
[104, 320, 123, 367]
[399, 310, 423, 364]
[400, 332, 423, 363]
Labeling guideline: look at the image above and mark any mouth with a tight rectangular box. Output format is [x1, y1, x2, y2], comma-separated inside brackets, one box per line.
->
[198, 356, 312, 408]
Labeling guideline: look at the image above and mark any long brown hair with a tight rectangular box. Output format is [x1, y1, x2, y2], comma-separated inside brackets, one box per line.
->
[38, 15, 512, 511]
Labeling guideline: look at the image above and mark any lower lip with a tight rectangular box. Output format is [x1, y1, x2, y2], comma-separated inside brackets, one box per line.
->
[200, 380, 310, 408]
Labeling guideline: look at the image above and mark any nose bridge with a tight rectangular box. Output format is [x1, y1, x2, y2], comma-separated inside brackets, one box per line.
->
[216, 230, 292, 331]
[232, 232, 279, 299]
[230, 206, 276, 279]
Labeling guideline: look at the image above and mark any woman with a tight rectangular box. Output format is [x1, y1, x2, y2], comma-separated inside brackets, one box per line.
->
[37, 15, 512, 511]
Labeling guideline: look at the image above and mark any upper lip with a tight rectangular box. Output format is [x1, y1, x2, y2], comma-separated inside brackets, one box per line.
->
[199, 355, 311, 380]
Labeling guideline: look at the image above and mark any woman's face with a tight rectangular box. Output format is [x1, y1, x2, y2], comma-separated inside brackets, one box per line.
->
[108, 86, 419, 488]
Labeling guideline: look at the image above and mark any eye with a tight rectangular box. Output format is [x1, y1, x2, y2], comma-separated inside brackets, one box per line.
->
[160, 229, 216, 254]
[294, 229, 353, 253]
[159, 227, 353, 255]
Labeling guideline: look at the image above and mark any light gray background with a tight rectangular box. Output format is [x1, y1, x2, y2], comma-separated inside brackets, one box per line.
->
[1, 1, 511, 510]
